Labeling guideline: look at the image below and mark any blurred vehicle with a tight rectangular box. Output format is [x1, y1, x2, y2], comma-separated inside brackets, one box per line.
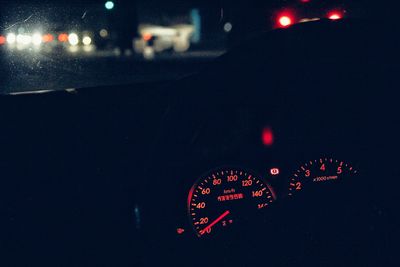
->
[134, 24, 195, 59]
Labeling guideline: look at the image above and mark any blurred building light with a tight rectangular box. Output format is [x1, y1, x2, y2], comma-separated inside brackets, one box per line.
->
[105, 1, 114, 10]
[58, 33, 69, 42]
[32, 33, 42, 46]
[82, 36, 92, 46]
[0, 35, 6, 45]
[223, 22, 233, 33]
[43, 34, 54, 43]
[6, 33, 16, 44]
[173, 39, 190, 53]
[190, 8, 201, 43]
[68, 33, 79, 46]
[143, 46, 155, 60]
[99, 29, 109, 38]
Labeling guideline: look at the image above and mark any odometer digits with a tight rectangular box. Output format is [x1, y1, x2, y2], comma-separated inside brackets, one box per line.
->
[188, 168, 276, 237]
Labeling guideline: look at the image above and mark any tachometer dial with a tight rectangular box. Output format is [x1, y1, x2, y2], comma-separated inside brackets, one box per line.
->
[188, 168, 276, 237]
[288, 158, 357, 196]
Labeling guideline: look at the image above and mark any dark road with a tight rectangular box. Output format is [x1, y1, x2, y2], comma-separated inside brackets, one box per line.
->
[1, 49, 224, 94]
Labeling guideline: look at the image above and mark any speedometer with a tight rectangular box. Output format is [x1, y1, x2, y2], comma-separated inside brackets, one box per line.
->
[187, 168, 276, 237]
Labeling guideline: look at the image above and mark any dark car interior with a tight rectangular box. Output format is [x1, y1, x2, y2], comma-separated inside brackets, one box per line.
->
[1, 19, 399, 266]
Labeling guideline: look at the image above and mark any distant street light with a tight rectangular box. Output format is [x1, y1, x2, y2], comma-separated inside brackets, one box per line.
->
[105, 1, 115, 10]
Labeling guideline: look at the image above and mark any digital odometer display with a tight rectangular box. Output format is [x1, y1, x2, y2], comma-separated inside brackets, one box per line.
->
[187, 168, 276, 237]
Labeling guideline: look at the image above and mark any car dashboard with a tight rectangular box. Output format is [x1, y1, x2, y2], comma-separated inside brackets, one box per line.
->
[0, 20, 399, 266]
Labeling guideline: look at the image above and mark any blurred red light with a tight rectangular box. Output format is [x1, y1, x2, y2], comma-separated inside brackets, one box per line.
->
[58, 33, 68, 42]
[143, 33, 152, 42]
[278, 16, 293, 27]
[0, 35, 5, 45]
[43, 34, 54, 43]
[328, 11, 343, 20]
[262, 127, 274, 146]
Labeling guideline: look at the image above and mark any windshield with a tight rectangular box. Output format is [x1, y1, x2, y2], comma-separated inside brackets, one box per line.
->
[0, 0, 380, 94]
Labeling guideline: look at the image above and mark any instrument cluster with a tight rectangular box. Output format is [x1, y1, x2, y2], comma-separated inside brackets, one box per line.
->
[184, 157, 358, 238]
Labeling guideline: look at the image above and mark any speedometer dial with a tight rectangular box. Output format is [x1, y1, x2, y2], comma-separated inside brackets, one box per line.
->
[187, 168, 276, 237]
[288, 158, 357, 196]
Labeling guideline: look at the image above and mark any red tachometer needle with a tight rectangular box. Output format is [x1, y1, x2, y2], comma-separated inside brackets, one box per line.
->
[199, 210, 230, 235]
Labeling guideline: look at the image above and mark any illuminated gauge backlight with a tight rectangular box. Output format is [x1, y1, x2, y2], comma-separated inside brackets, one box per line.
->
[288, 158, 357, 196]
[187, 168, 276, 237]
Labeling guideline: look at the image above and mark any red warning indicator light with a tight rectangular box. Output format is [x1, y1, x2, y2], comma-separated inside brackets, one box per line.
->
[176, 228, 185, 235]
[270, 168, 280, 176]
[262, 127, 274, 146]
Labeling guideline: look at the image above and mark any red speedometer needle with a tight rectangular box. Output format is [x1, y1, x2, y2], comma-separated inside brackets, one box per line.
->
[199, 210, 230, 235]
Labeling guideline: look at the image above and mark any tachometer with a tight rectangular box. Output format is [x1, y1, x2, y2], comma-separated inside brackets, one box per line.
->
[188, 168, 276, 237]
[288, 158, 357, 196]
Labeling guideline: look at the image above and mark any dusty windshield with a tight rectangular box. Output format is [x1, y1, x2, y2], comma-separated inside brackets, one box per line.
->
[0, 0, 377, 94]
